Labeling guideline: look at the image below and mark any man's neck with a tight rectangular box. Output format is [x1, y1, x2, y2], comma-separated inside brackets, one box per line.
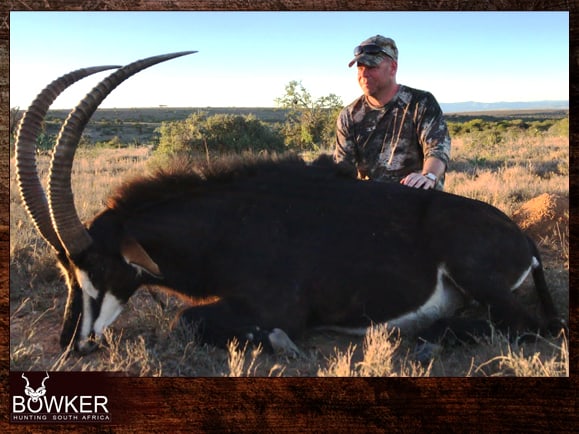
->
[367, 83, 400, 108]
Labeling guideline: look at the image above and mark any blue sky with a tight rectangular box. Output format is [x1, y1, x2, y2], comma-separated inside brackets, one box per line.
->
[10, 11, 569, 109]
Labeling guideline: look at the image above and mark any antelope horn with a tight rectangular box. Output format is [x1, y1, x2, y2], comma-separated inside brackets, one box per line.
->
[15, 65, 120, 253]
[47, 51, 197, 257]
[21, 373, 30, 389]
[40, 371, 50, 388]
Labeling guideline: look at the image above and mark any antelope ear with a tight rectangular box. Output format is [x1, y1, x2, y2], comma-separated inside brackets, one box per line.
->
[120, 237, 163, 278]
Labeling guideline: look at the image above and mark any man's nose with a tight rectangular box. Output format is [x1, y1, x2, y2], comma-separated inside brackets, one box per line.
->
[359, 66, 370, 77]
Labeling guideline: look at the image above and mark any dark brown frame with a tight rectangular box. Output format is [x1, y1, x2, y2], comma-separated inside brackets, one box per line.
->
[1, 1, 576, 431]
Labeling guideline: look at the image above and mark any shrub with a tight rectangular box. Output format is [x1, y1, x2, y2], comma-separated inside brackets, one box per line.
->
[95, 136, 123, 149]
[548, 117, 569, 138]
[35, 131, 56, 152]
[154, 112, 285, 157]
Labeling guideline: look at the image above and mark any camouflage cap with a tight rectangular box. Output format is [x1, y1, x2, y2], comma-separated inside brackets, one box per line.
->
[348, 35, 398, 68]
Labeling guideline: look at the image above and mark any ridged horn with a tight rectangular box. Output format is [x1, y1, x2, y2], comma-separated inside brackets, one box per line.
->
[15, 66, 120, 253]
[47, 51, 197, 256]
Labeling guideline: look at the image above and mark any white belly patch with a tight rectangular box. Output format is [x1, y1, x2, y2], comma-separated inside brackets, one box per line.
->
[316, 264, 465, 337]
[388, 265, 464, 335]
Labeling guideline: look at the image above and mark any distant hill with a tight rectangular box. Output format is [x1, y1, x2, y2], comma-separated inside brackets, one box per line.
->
[441, 100, 568, 113]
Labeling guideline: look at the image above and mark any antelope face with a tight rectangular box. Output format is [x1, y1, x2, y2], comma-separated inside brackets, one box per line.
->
[59, 266, 124, 354]
[59, 249, 138, 353]
[76, 271, 124, 353]
[59, 235, 163, 353]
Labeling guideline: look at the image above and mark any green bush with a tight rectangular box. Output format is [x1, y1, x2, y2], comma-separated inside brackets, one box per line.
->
[95, 136, 123, 149]
[548, 117, 569, 138]
[154, 112, 285, 157]
[35, 132, 56, 152]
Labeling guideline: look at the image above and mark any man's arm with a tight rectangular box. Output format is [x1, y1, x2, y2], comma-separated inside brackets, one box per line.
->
[401, 93, 451, 189]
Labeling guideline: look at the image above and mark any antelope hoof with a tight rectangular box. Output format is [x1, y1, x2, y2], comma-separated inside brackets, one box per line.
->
[413, 341, 442, 363]
[76, 333, 106, 355]
[268, 328, 301, 358]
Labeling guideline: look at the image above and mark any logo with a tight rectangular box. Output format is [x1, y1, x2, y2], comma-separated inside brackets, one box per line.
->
[22, 372, 50, 402]
[11, 372, 112, 424]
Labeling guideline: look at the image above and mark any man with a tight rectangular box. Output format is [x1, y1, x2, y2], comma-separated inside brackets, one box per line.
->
[334, 35, 451, 190]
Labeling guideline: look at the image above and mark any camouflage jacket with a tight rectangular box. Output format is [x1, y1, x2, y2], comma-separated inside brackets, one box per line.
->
[334, 85, 451, 189]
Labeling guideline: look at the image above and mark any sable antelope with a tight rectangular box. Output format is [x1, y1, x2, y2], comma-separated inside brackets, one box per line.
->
[15, 52, 563, 359]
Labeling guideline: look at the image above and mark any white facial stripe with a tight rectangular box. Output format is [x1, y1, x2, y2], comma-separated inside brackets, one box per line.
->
[93, 292, 123, 337]
[76, 269, 98, 299]
[76, 268, 123, 346]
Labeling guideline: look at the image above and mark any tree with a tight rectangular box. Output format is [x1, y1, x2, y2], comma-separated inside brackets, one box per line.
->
[275, 81, 343, 152]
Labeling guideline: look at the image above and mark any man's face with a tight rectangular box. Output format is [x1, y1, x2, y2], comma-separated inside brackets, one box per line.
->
[357, 58, 396, 99]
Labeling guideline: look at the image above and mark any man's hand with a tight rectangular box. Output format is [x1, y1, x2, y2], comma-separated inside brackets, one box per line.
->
[400, 172, 436, 190]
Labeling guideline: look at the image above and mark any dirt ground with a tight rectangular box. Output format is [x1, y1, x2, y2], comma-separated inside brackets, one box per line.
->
[512, 193, 568, 241]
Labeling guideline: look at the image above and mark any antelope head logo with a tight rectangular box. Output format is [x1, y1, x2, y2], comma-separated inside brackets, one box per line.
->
[21, 372, 49, 402]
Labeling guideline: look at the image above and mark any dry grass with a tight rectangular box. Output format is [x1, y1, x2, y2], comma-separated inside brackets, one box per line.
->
[446, 136, 568, 215]
[9, 132, 569, 377]
[317, 326, 434, 377]
[473, 332, 569, 377]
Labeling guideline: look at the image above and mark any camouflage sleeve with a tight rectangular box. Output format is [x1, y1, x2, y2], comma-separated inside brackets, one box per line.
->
[333, 108, 358, 178]
[416, 93, 451, 167]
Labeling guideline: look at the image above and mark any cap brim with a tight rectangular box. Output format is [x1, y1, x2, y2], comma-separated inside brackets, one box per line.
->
[348, 53, 386, 68]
